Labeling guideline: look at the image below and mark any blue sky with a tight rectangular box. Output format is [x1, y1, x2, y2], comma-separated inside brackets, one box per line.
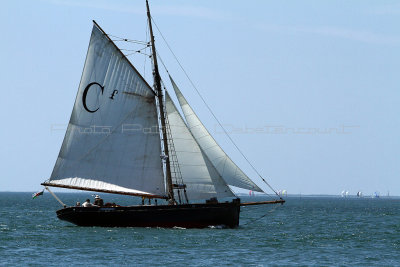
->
[1, 0, 399, 196]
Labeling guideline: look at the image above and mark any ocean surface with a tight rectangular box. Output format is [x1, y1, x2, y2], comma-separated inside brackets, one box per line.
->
[0, 192, 399, 266]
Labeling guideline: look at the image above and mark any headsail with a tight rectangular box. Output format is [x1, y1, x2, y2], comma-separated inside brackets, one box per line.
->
[44, 23, 166, 198]
[170, 77, 263, 192]
[165, 92, 235, 200]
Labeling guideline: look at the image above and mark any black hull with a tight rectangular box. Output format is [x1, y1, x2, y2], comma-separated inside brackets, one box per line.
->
[56, 199, 241, 228]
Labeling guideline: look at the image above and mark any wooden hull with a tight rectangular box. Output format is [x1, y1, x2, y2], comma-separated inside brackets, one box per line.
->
[56, 199, 241, 228]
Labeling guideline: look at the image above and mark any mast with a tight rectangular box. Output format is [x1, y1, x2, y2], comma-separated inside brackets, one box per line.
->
[146, 0, 175, 204]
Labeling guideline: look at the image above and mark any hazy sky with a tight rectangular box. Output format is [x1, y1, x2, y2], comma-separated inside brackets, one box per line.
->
[1, 0, 399, 196]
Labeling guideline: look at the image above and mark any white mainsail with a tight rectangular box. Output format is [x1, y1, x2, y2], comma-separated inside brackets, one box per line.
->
[170, 77, 263, 192]
[165, 92, 235, 200]
[46, 23, 166, 198]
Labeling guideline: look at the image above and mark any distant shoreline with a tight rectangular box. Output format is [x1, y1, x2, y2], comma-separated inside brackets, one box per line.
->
[237, 193, 400, 198]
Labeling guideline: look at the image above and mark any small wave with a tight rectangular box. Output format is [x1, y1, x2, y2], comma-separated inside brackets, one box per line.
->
[208, 225, 226, 229]
[172, 226, 187, 230]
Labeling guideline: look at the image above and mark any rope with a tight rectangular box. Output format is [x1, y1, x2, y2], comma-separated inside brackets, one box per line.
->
[125, 51, 151, 57]
[120, 48, 148, 52]
[144, 18, 149, 81]
[45, 187, 67, 208]
[108, 34, 148, 45]
[121, 45, 151, 57]
[151, 16, 280, 198]
[157, 53, 169, 75]
[241, 203, 280, 226]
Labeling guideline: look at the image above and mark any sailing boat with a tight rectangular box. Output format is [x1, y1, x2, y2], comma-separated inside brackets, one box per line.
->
[41, 1, 284, 228]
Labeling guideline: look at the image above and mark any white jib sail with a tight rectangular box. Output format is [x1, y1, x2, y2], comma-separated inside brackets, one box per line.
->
[170, 77, 263, 192]
[165, 92, 235, 200]
[47, 23, 165, 197]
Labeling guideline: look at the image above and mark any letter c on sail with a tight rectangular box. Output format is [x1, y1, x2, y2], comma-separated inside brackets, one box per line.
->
[82, 82, 104, 113]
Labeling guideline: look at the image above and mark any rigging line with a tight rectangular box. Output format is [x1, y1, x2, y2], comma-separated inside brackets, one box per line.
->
[151, 16, 281, 198]
[108, 34, 149, 45]
[122, 45, 150, 54]
[241, 203, 280, 226]
[125, 51, 151, 57]
[261, 191, 276, 199]
[144, 17, 149, 82]
[120, 47, 148, 52]
[157, 52, 169, 75]
[112, 39, 149, 45]
[160, 67, 272, 200]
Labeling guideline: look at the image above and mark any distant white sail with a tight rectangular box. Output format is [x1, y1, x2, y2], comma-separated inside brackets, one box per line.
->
[47, 23, 165, 197]
[170, 77, 263, 192]
[165, 92, 234, 200]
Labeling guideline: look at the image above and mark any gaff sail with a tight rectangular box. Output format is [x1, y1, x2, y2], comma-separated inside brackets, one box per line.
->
[43, 23, 166, 198]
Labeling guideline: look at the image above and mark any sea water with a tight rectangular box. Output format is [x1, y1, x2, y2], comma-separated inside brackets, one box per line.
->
[0, 192, 399, 266]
